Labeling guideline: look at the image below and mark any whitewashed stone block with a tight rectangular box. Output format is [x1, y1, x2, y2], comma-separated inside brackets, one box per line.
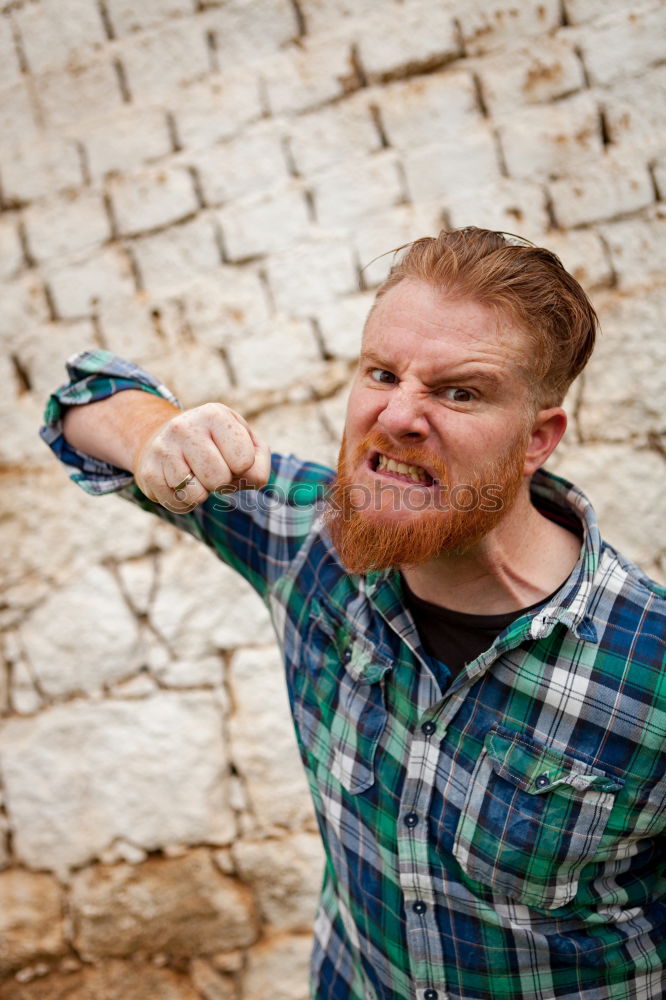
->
[264, 239, 357, 316]
[577, 287, 666, 445]
[355, 0, 460, 81]
[319, 385, 352, 444]
[599, 214, 666, 290]
[193, 126, 289, 206]
[402, 127, 500, 202]
[260, 34, 359, 116]
[243, 933, 312, 1000]
[108, 164, 198, 237]
[232, 832, 324, 931]
[456, 0, 562, 55]
[227, 316, 321, 391]
[0, 14, 21, 89]
[44, 247, 135, 319]
[476, 38, 586, 116]
[14, 317, 95, 400]
[562, 0, 620, 23]
[9, 658, 43, 716]
[377, 70, 480, 150]
[204, 0, 299, 67]
[13, 0, 107, 75]
[119, 18, 210, 100]
[172, 70, 263, 152]
[141, 342, 232, 408]
[0, 396, 56, 467]
[552, 442, 666, 570]
[219, 187, 311, 260]
[2, 473, 155, 597]
[130, 216, 221, 292]
[104, 0, 194, 36]
[599, 65, 666, 157]
[150, 540, 273, 658]
[97, 296, 165, 361]
[549, 152, 653, 228]
[577, 5, 666, 86]
[286, 94, 381, 177]
[20, 564, 141, 697]
[539, 229, 612, 291]
[315, 292, 374, 361]
[299, 0, 388, 35]
[0, 692, 236, 873]
[0, 216, 24, 280]
[352, 202, 443, 288]
[0, 81, 39, 153]
[36, 60, 123, 129]
[0, 136, 82, 204]
[155, 268, 270, 350]
[116, 556, 156, 616]
[23, 190, 110, 264]
[447, 179, 550, 242]
[251, 402, 336, 470]
[311, 150, 403, 227]
[228, 646, 315, 832]
[497, 91, 603, 181]
[83, 108, 173, 180]
[0, 276, 49, 348]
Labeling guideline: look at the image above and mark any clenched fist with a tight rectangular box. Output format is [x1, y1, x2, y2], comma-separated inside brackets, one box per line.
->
[134, 402, 271, 513]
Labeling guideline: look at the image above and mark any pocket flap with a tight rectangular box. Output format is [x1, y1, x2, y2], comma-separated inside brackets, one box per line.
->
[485, 726, 624, 796]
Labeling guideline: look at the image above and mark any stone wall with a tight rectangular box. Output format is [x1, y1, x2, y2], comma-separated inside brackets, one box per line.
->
[1, 0, 665, 996]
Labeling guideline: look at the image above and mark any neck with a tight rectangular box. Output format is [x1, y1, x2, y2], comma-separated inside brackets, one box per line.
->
[401, 486, 582, 615]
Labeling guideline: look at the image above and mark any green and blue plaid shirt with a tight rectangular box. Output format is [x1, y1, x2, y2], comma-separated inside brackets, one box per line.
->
[42, 351, 666, 1000]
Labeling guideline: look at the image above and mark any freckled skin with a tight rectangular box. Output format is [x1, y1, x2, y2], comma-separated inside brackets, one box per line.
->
[340, 280, 580, 612]
[344, 279, 536, 499]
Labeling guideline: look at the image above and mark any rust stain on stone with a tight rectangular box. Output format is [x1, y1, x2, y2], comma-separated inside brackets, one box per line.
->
[525, 60, 564, 90]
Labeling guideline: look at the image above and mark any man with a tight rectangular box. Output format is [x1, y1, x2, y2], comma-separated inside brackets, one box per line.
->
[42, 228, 665, 1000]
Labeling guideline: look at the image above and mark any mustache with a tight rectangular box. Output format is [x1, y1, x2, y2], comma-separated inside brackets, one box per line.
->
[349, 431, 449, 483]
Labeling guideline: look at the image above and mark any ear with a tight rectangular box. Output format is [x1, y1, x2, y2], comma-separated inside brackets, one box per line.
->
[523, 407, 568, 477]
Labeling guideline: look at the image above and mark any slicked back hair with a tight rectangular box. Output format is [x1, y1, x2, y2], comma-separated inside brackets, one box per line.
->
[372, 227, 599, 408]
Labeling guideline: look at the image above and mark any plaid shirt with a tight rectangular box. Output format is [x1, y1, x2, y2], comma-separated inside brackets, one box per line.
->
[42, 351, 666, 1000]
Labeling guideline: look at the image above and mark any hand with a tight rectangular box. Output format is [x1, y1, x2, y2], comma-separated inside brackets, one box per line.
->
[133, 402, 271, 513]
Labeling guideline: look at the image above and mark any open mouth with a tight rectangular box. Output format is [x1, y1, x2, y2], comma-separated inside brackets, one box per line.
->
[371, 452, 436, 487]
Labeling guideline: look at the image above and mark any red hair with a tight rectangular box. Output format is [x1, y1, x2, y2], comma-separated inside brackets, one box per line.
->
[373, 227, 599, 406]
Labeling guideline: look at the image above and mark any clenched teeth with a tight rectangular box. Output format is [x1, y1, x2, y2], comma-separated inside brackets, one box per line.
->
[377, 453, 431, 484]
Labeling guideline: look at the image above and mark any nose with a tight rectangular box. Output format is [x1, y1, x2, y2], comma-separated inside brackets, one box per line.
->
[376, 386, 430, 441]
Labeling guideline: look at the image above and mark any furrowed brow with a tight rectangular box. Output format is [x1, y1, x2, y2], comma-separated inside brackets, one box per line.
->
[428, 368, 503, 390]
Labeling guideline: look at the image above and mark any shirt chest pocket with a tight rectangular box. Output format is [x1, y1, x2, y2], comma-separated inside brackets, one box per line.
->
[452, 725, 624, 910]
[293, 603, 391, 795]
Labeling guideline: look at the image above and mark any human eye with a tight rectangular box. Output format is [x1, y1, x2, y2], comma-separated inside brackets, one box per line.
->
[369, 368, 397, 385]
[441, 386, 476, 403]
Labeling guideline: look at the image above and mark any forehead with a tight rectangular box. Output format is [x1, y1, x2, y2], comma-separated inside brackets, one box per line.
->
[362, 280, 530, 371]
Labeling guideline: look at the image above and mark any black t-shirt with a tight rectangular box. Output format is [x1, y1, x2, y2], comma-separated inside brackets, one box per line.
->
[402, 578, 562, 690]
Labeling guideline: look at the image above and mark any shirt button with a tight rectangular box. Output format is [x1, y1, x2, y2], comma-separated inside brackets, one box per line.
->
[412, 899, 427, 915]
[404, 812, 419, 828]
[342, 649, 352, 664]
[535, 773, 550, 789]
[421, 721, 436, 736]
[424, 990, 438, 1000]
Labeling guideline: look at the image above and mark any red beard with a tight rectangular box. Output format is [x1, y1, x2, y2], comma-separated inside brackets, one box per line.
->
[325, 430, 528, 573]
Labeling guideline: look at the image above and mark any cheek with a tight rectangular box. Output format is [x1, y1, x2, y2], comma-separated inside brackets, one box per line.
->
[345, 388, 381, 435]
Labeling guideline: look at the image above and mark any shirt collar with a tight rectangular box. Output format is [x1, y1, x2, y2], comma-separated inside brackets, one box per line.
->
[363, 467, 602, 646]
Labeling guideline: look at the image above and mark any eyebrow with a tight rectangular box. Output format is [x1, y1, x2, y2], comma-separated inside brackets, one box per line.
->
[360, 351, 504, 390]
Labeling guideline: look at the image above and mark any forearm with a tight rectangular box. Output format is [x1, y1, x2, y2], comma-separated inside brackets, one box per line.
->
[62, 389, 179, 473]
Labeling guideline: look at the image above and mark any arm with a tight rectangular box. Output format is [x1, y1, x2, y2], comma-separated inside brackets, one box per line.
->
[41, 350, 333, 595]
[61, 387, 271, 512]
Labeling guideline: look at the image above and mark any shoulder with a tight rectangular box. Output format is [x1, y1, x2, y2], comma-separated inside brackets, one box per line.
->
[590, 541, 666, 666]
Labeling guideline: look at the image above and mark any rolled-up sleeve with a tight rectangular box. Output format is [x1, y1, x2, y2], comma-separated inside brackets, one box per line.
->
[40, 349, 181, 495]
